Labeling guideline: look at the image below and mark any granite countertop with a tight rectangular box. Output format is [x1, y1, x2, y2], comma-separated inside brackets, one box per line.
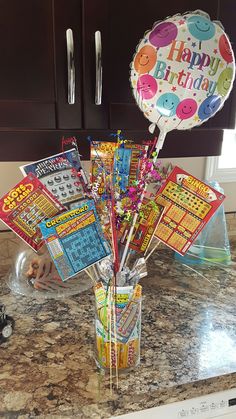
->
[1, 243, 236, 418]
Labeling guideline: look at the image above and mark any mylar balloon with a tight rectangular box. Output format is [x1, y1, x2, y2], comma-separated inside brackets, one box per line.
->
[130, 10, 235, 142]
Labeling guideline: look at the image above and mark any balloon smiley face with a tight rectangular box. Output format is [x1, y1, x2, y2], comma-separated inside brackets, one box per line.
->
[156, 93, 180, 117]
[219, 34, 233, 64]
[149, 22, 178, 48]
[176, 99, 197, 120]
[187, 15, 215, 41]
[217, 67, 233, 97]
[198, 96, 221, 121]
[137, 74, 157, 100]
[134, 46, 157, 74]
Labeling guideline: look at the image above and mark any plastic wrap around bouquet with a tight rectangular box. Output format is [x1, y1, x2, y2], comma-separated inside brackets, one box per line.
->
[175, 181, 231, 266]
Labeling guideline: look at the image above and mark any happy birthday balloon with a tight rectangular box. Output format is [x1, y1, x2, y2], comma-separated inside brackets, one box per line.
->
[130, 10, 235, 140]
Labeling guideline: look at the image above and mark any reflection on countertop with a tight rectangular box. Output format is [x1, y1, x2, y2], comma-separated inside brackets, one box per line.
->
[0, 241, 236, 418]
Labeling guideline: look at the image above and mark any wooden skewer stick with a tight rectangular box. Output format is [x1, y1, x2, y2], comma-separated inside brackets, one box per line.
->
[144, 239, 161, 262]
[119, 131, 166, 272]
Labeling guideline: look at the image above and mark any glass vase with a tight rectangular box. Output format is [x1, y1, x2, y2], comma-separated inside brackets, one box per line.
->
[94, 282, 142, 371]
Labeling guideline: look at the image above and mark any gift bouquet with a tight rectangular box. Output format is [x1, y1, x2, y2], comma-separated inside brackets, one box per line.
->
[1, 8, 235, 380]
[0, 132, 227, 378]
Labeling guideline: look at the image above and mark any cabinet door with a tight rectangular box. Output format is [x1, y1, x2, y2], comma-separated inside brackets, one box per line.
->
[83, 0, 221, 130]
[54, 0, 83, 129]
[0, 0, 56, 129]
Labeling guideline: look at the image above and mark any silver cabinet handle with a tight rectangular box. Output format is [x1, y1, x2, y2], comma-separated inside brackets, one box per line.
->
[66, 28, 75, 105]
[95, 30, 102, 105]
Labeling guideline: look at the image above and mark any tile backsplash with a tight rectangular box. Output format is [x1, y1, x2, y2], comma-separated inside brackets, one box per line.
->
[226, 212, 236, 241]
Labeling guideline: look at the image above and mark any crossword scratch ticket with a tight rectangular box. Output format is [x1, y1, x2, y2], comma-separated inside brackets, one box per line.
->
[39, 200, 111, 281]
[154, 166, 225, 255]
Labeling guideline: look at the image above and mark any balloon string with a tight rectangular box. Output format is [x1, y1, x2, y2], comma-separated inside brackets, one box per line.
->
[175, 120, 182, 129]
[182, 263, 218, 290]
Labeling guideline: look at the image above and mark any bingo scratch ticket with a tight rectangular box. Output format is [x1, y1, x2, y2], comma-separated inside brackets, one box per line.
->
[154, 166, 225, 255]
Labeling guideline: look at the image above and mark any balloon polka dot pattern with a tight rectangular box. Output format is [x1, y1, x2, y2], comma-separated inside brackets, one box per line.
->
[137, 74, 158, 99]
[134, 45, 157, 74]
[198, 95, 222, 120]
[176, 98, 198, 120]
[156, 93, 180, 117]
[187, 15, 215, 41]
[149, 22, 178, 48]
[219, 34, 233, 63]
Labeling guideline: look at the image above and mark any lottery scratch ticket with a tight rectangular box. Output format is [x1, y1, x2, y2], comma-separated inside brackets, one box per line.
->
[20, 149, 87, 209]
[39, 199, 111, 281]
[154, 166, 225, 255]
[91, 141, 117, 197]
[95, 284, 142, 369]
[120, 198, 164, 253]
[91, 141, 148, 198]
[0, 173, 65, 251]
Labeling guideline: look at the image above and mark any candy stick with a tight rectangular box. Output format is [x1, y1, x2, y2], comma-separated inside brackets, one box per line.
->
[119, 132, 166, 272]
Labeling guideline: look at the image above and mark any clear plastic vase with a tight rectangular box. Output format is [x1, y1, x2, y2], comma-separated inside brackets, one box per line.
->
[175, 181, 231, 266]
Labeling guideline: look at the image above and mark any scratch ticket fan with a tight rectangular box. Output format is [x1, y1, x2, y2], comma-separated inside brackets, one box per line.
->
[91, 141, 117, 198]
[154, 166, 225, 255]
[20, 149, 88, 209]
[90, 140, 148, 199]
[39, 200, 111, 281]
[113, 142, 148, 194]
[0, 173, 65, 251]
[119, 198, 164, 253]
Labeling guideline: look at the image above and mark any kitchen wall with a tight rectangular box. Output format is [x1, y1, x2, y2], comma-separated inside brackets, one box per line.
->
[0, 159, 235, 231]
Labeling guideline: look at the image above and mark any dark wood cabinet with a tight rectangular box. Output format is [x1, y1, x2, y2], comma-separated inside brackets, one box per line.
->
[0, 0, 83, 130]
[0, 0, 56, 128]
[0, 0, 235, 160]
[54, 0, 83, 129]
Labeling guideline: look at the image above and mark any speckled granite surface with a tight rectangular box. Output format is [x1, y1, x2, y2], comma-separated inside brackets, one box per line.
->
[1, 242, 236, 418]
